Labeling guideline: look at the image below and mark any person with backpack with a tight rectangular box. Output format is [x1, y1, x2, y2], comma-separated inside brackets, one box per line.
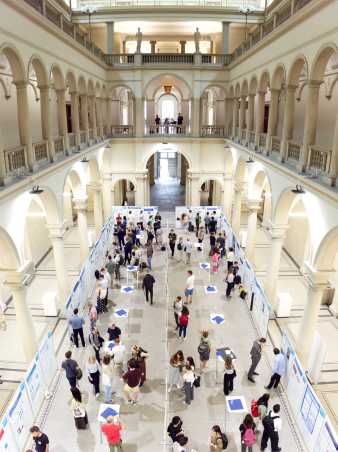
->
[198, 330, 211, 371]
[146, 241, 154, 270]
[184, 238, 193, 264]
[204, 212, 211, 234]
[182, 364, 195, 405]
[173, 296, 183, 330]
[62, 350, 80, 388]
[173, 435, 189, 452]
[113, 250, 123, 283]
[70, 386, 88, 430]
[261, 404, 282, 452]
[106, 255, 115, 288]
[177, 237, 184, 260]
[178, 306, 189, 340]
[167, 416, 184, 443]
[168, 229, 177, 258]
[210, 424, 228, 451]
[225, 270, 235, 298]
[223, 356, 236, 396]
[168, 351, 185, 392]
[239, 414, 256, 452]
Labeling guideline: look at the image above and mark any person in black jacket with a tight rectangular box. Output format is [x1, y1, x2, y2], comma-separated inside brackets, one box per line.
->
[167, 416, 184, 442]
[107, 323, 121, 341]
[124, 237, 133, 265]
[142, 273, 155, 305]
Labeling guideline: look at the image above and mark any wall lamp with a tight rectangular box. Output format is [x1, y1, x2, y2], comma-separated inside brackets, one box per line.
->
[30, 185, 44, 194]
[80, 156, 89, 163]
[246, 157, 255, 163]
[291, 185, 305, 194]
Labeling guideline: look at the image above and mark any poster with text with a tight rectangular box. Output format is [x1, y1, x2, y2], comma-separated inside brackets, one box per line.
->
[25, 358, 45, 413]
[8, 384, 33, 450]
[0, 415, 18, 452]
[38, 332, 57, 387]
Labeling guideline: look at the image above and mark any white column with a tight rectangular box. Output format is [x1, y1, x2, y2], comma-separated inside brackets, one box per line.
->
[135, 96, 143, 137]
[266, 88, 280, 154]
[73, 197, 89, 262]
[190, 174, 200, 206]
[265, 223, 289, 309]
[97, 97, 104, 138]
[225, 98, 233, 137]
[55, 88, 70, 151]
[89, 183, 104, 237]
[39, 85, 55, 161]
[70, 91, 81, 147]
[245, 199, 261, 264]
[231, 182, 244, 236]
[296, 264, 331, 367]
[246, 93, 255, 143]
[15, 81, 35, 170]
[106, 97, 112, 135]
[191, 96, 200, 137]
[255, 90, 265, 146]
[185, 173, 191, 205]
[238, 95, 246, 135]
[46, 224, 69, 306]
[80, 94, 89, 142]
[135, 173, 146, 206]
[299, 80, 321, 172]
[280, 84, 297, 162]
[232, 98, 239, 137]
[102, 173, 112, 221]
[4, 263, 37, 361]
[329, 111, 338, 186]
[223, 174, 233, 220]
[89, 95, 97, 139]
[106, 22, 114, 54]
[222, 21, 230, 54]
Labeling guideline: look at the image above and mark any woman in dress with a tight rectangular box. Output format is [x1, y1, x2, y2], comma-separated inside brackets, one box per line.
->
[168, 351, 184, 392]
[131, 344, 149, 387]
[223, 356, 236, 396]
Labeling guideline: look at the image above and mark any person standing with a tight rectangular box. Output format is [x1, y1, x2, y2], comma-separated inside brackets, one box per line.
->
[131, 344, 149, 387]
[69, 308, 85, 348]
[101, 416, 124, 452]
[111, 337, 126, 377]
[223, 356, 236, 396]
[146, 241, 154, 270]
[227, 247, 235, 271]
[261, 404, 282, 452]
[209, 232, 216, 251]
[123, 359, 142, 404]
[185, 270, 195, 304]
[117, 226, 125, 249]
[177, 112, 183, 133]
[265, 348, 286, 390]
[106, 255, 115, 288]
[173, 296, 183, 330]
[168, 229, 177, 258]
[70, 387, 88, 430]
[142, 272, 155, 305]
[88, 303, 97, 330]
[225, 270, 235, 298]
[30, 426, 49, 452]
[89, 327, 104, 363]
[195, 212, 201, 233]
[204, 212, 210, 233]
[107, 323, 121, 341]
[216, 233, 226, 258]
[184, 238, 193, 264]
[239, 414, 257, 452]
[62, 351, 79, 388]
[209, 425, 227, 451]
[124, 237, 133, 265]
[248, 338, 266, 383]
[155, 114, 161, 133]
[102, 355, 114, 403]
[167, 416, 184, 443]
[197, 226, 204, 251]
[86, 355, 101, 398]
[198, 330, 211, 371]
[182, 365, 195, 405]
[168, 351, 184, 392]
[113, 251, 122, 282]
[178, 306, 189, 341]
[209, 216, 217, 234]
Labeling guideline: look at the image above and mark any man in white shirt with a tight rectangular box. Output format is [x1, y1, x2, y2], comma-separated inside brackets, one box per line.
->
[265, 348, 286, 390]
[110, 337, 126, 377]
[185, 270, 195, 304]
[261, 403, 282, 451]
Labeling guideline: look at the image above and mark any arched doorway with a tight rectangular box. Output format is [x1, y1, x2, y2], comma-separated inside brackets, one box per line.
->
[200, 179, 223, 206]
[114, 179, 136, 206]
[146, 145, 189, 209]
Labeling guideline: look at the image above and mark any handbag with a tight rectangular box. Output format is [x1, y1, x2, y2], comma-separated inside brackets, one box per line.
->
[76, 367, 83, 380]
[193, 375, 201, 388]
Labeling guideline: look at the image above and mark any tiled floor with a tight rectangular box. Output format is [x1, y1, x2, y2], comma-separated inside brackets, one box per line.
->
[39, 213, 304, 452]
[150, 178, 185, 210]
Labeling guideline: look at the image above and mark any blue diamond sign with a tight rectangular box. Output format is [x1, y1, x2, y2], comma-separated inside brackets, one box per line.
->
[210, 313, 225, 325]
[199, 262, 210, 270]
[101, 407, 119, 419]
[204, 285, 217, 294]
[121, 286, 134, 294]
[115, 308, 128, 318]
[127, 265, 138, 272]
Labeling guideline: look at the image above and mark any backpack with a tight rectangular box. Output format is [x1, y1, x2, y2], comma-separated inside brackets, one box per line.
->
[179, 315, 189, 326]
[243, 427, 256, 447]
[118, 255, 124, 265]
[251, 400, 259, 417]
[177, 243, 182, 251]
[262, 414, 278, 433]
[220, 432, 228, 450]
[198, 341, 210, 355]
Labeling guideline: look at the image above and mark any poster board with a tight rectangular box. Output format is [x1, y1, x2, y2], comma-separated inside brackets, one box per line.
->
[175, 206, 223, 229]
[0, 415, 18, 452]
[7, 384, 33, 450]
[37, 332, 57, 388]
[25, 359, 44, 412]
[111, 206, 158, 225]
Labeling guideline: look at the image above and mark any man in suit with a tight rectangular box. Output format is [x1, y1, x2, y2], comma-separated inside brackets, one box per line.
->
[142, 273, 156, 305]
[248, 337, 266, 383]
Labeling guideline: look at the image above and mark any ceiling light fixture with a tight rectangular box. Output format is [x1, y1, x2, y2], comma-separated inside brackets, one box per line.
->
[291, 185, 305, 194]
[30, 185, 44, 194]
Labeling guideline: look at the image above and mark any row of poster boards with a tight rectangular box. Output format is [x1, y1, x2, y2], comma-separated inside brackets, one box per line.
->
[0, 332, 57, 452]
[282, 334, 338, 451]
[221, 216, 271, 338]
[175, 206, 223, 229]
[111, 206, 158, 225]
[66, 216, 116, 316]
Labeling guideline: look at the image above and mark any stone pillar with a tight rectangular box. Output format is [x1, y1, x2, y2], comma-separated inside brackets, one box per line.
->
[90, 183, 104, 237]
[4, 263, 37, 361]
[329, 111, 338, 186]
[232, 97, 239, 138]
[106, 97, 112, 135]
[102, 173, 112, 221]
[150, 40, 156, 53]
[239, 95, 246, 135]
[39, 85, 55, 161]
[225, 98, 233, 137]
[88, 95, 97, 139]
[266, 88, 280, 153]
[80, 94, 89, 142]
[231, 182, 244, 236]
[73, 197, 89, 262]
[190, 174, 200, 206]
[96, 97, 104, 138]
[280, 84, 297, 162]
[191, 96, 200, 137]
[255, 90, 265, 146]
[299, 80, 321, 172]
[46, 224, 69, 306]
[135, 174, 146, 205]
[70, 91, 81, 147]
[135, 96, 144, 137]
[185, 173, 191, 204]
[246, 199, 261, 264]
[246, 93, 255, 143]
[180, 40, 186, 54]
[56, 88, 70, 151]
[265, 223, 289, 309]
[296, 263, 331, 366]
[106, 22, 114, 54]
[222, 21, 230, 54]
[15, 81, 35, 170]
[223, 174, 233, 220]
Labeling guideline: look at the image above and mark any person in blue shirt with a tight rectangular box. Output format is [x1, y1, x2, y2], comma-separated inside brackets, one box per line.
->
[69, 308, 85, 348]
[265, 348, 286, 390]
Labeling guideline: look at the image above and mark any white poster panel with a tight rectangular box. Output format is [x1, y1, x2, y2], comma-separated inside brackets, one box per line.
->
[112, 206, 158, 225]
[315, 418, 338, 451]
[25, 358, 45, 413]
[38, 332, 57, 387]
[0, 415, 19, 452]
[175, 206, 222, 228]
[8, 383, 33, 450]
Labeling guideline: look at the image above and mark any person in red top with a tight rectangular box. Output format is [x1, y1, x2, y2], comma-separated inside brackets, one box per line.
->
[178, 306, 189, 341]
[101, 416, 123, 451]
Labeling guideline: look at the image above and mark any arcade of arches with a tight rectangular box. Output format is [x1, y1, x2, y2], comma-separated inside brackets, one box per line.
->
[0, 0, 338, 450]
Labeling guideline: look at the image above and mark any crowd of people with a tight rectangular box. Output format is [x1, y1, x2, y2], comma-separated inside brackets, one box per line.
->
[27, 208, 286, 452]
[152, 113, 184, 134]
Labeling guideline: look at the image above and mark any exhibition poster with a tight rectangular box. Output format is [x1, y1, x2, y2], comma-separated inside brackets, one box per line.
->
[0, 415, 18, 452]
[38, 332, 57, 387]
[8, 383, 33, 450]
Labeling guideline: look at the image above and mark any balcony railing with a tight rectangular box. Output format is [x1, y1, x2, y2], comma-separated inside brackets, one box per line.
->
[105, 53, 230, 67]
[146, 124, 187, 136]
[142, 54, 194, 65]
[259, 132, 266, 148]
[68, 133, 76, 147]
[105, 54, 135, 66]
[201, 126, 225, 137]
[287, 140, 301, 162]
[111, 125, 134, 137]
[201, 54, 230, 66]
[4, 145, 28, 177]
[33, 140, 49, 162]
[308, 145, 331, 173]
[235, 127, 240, 138]
[249, 130, 256, 144]
[241, 128, 247, 142]
[271, 136, 281, 154]
[80, 131, 87, 144]
[54, 137, 64, 154]
[89, 129, 94, 140]
[77, 0, 264, 9]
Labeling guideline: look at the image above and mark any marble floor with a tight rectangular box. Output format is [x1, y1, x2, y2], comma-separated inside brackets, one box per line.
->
[36, 213, 305, 452]
[150, 178, 185, 210]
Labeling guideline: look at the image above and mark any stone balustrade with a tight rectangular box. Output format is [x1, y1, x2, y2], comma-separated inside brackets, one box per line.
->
[308, 145, 332, 173]
[271, 136, 281, 154]
[54, 137, 64, 154]
[4, 145, 28, 177]
[146, 124, 188, 136]
[200, 126, 225, 137]
[111, 125, 134, 137]
[287, 140, 301, 163]
[33, 140, 49, 162]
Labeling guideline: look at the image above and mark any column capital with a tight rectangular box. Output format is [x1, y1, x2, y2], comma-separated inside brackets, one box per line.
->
[303, 261, 333, 288]
[13, 80, 28, 89]
[46, 222, 67, 239]
[285, 84, 298, 92]
[38, 84, 51, 92]
[307, 80, 322, 89]
[3, 261, 34, 287]
[88, 182, 102, 192]
[257, 90, 266, 96]
[270, 87, 281, 94]
[267, 221, 289, 239]
[248, 92, 256, 98]
[247, 198, 261, 211]
[223, 173, 233, 182]
[55, 88, 66, 94]
[73, 196, 88, 211]
[234, 182, 245, 193]
[69, 90, 79, 96]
